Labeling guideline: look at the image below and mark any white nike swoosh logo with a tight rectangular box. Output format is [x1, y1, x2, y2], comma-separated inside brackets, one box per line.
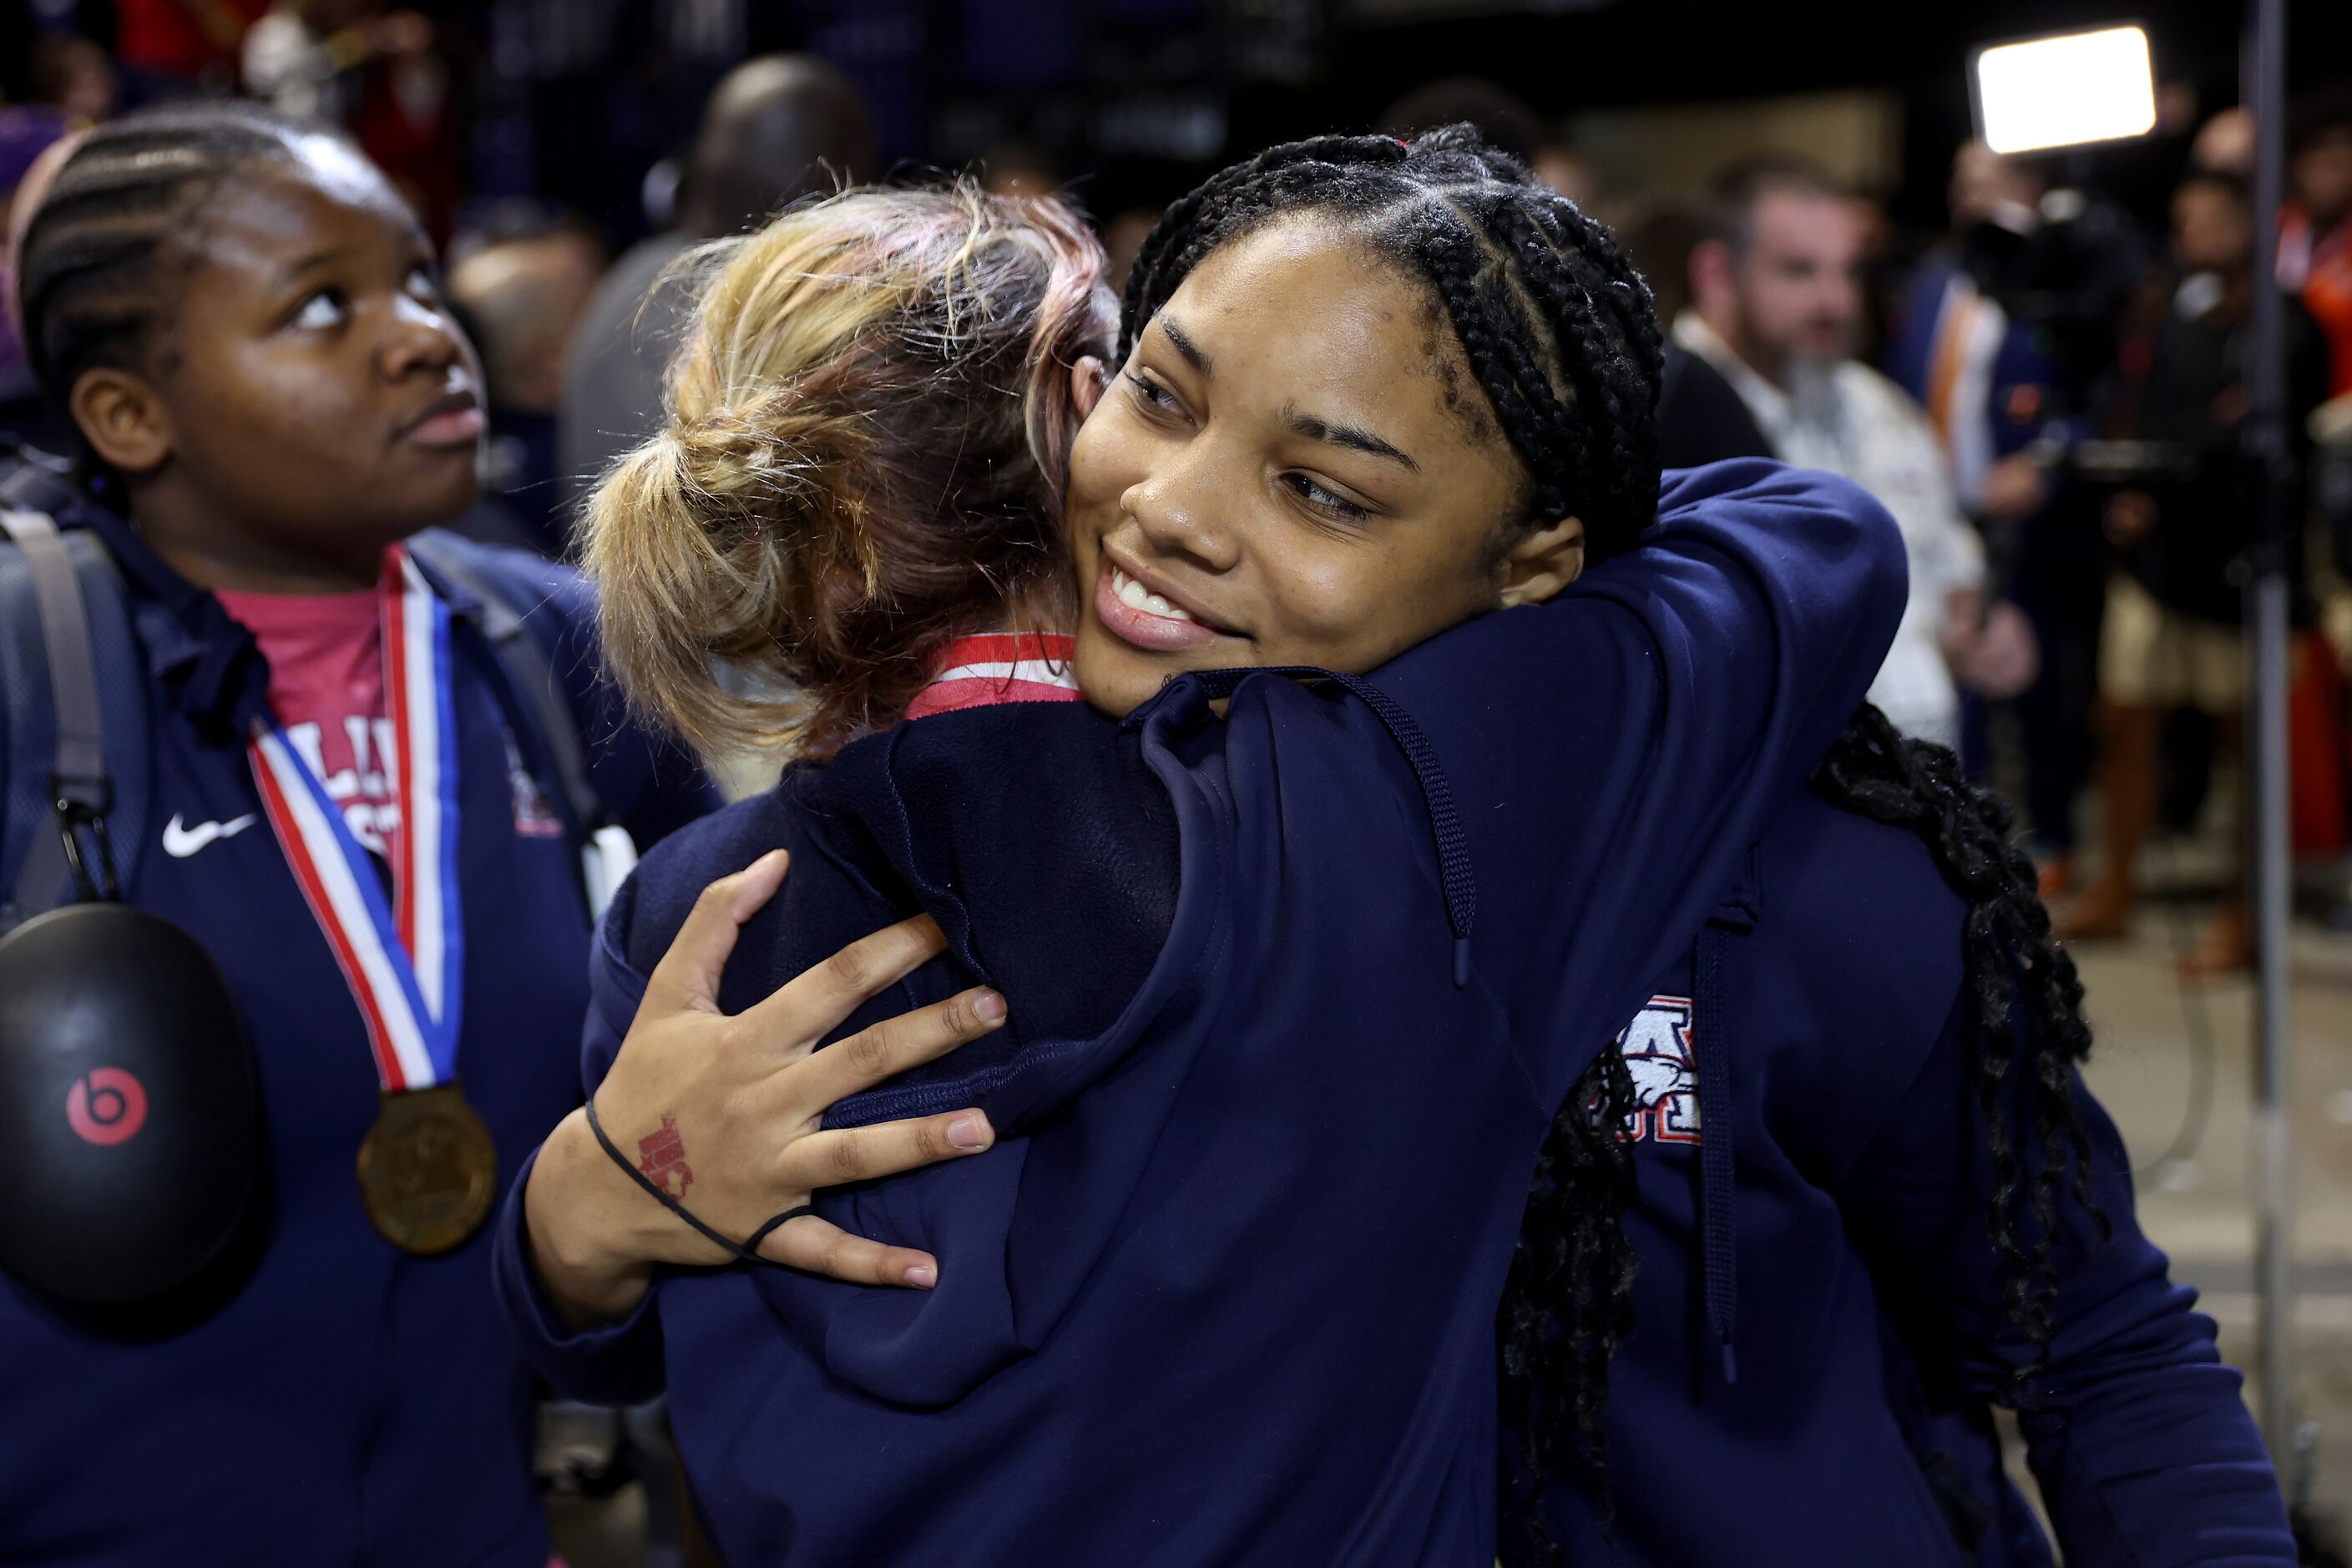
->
[161, 813, 258, 858]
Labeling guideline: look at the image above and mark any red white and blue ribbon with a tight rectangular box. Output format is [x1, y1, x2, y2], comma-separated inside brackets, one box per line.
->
[248, 546, 464, 1091]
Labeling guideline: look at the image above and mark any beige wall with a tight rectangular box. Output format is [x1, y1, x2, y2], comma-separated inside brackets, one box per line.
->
[1568, 88, 1904, 200]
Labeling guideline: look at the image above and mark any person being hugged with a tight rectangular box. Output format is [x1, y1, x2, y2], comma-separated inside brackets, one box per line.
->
[519, 182, 1123, 1323]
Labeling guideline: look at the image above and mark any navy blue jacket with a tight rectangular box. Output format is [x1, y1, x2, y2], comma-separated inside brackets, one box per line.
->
[1499, 787, 2292, 1565]
[0, 502, 717, 1567]
[499, 460, 1920, 1564]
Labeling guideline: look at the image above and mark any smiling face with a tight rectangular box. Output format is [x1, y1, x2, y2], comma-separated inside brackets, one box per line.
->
[1066, 218, 1583, 718]
[71, 134, 484, 586]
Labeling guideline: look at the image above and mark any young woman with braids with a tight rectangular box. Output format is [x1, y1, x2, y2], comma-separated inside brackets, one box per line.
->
[513, 129, 2279, 1563]
[0, 103, 1034, 1565]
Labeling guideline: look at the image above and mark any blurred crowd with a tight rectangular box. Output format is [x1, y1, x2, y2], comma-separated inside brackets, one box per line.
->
[1597, 94, 2352, 972]
[5, 3, 2352, 967]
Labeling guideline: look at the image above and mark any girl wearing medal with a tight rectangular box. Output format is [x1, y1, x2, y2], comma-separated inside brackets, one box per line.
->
[2, 101, 1016, 1566]
[513, 134, 2289, 1566]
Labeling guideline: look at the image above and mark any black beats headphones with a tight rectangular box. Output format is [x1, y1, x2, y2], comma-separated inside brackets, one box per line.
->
[0, 509, 263, 1323]
[0, 903, 261, 1311]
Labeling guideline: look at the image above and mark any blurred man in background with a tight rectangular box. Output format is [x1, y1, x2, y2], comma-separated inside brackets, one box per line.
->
[25, 33, 118, 125]
[1887, 140, 2106, 894]
[1680, 156, 2035, 750]
[558, 53, 873, 515]
[449, 230, 606, 556]
[1618, 194, 1776, 472]
[2069, 169, 2330, 964]
[1889, 143, 2064, 526]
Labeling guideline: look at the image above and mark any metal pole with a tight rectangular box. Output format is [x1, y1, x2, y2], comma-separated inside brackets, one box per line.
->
[2243, 0, 2296, 1470]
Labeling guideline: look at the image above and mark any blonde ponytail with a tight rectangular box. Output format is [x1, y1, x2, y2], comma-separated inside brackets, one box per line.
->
[580, 183, 1111, 759]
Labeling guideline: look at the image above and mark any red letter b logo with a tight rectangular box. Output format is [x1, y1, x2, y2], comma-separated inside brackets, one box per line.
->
[67, 1069, 149, 1146]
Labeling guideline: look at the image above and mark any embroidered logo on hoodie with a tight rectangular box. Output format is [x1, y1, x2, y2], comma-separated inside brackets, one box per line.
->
[1616, 994, 1700, 1145]
[503, 730, 565, 839]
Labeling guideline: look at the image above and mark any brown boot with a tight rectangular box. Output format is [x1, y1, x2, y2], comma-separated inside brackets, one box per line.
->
[2062, 701, 2161, 943]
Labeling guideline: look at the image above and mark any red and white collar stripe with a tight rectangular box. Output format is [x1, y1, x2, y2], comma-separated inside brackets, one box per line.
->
[924, 631, 1080, 690]
[903, 631, 1083, 721]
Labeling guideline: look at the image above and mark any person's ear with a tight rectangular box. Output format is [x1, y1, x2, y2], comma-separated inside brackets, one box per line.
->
[1498, 513, 1585, 609]
[1070, 354, 1110, 421]
[70, 367, 175, 477]
[1687, 238, 1735, 317]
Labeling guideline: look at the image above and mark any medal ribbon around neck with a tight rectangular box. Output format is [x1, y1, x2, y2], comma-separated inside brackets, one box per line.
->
[247, 545, 465, 1091]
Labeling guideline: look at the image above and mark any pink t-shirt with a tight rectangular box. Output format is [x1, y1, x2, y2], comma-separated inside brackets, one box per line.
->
[215, 586, 401, 857]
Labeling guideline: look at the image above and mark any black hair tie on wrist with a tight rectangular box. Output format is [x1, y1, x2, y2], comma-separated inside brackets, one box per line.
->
[582, 1097, 814, 1267]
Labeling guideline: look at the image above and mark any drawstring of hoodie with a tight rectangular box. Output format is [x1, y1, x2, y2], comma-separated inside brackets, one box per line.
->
[1692, 849, 1758, 1389]
[1162, 666, 1477, 986]
[1694, 920, 1739, 1386]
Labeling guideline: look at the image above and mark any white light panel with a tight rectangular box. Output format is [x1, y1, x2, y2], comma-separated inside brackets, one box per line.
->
[1972, 25, 2157, 155]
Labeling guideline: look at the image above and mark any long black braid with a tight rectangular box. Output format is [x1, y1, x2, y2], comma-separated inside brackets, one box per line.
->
[1808, 707, 2108, 1352]
[1124, 126, 2107, 1559]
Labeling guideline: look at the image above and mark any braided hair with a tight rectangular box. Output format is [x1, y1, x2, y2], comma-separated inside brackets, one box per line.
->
[1808, 710, 2107, 1351]
[1124, 127, 2105, 1558]
[15, 99, 320, 456]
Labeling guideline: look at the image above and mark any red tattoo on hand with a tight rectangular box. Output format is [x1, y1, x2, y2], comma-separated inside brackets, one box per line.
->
[637, 1115, 695, 1199]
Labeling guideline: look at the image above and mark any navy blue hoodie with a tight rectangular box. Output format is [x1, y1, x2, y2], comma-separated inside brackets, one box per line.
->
[497, 460, 1908, 1564]
[0, 502, 717, 1566]
[1498, 786, 2292, 1565]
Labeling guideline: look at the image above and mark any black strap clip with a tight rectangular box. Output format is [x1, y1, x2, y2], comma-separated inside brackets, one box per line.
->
[52, 771, 120, 903]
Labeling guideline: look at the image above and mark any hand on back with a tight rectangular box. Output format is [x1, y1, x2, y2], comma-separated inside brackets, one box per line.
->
[526, 852, 1004, 1323]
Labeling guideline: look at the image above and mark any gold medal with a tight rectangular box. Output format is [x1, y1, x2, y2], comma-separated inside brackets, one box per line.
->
[355, 1083, 498, 1254]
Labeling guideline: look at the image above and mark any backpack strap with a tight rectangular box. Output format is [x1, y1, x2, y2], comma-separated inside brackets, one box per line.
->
[0, 511, 148, 929]
[405, 532, 636, 917]
[405, 532, 609, 837]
